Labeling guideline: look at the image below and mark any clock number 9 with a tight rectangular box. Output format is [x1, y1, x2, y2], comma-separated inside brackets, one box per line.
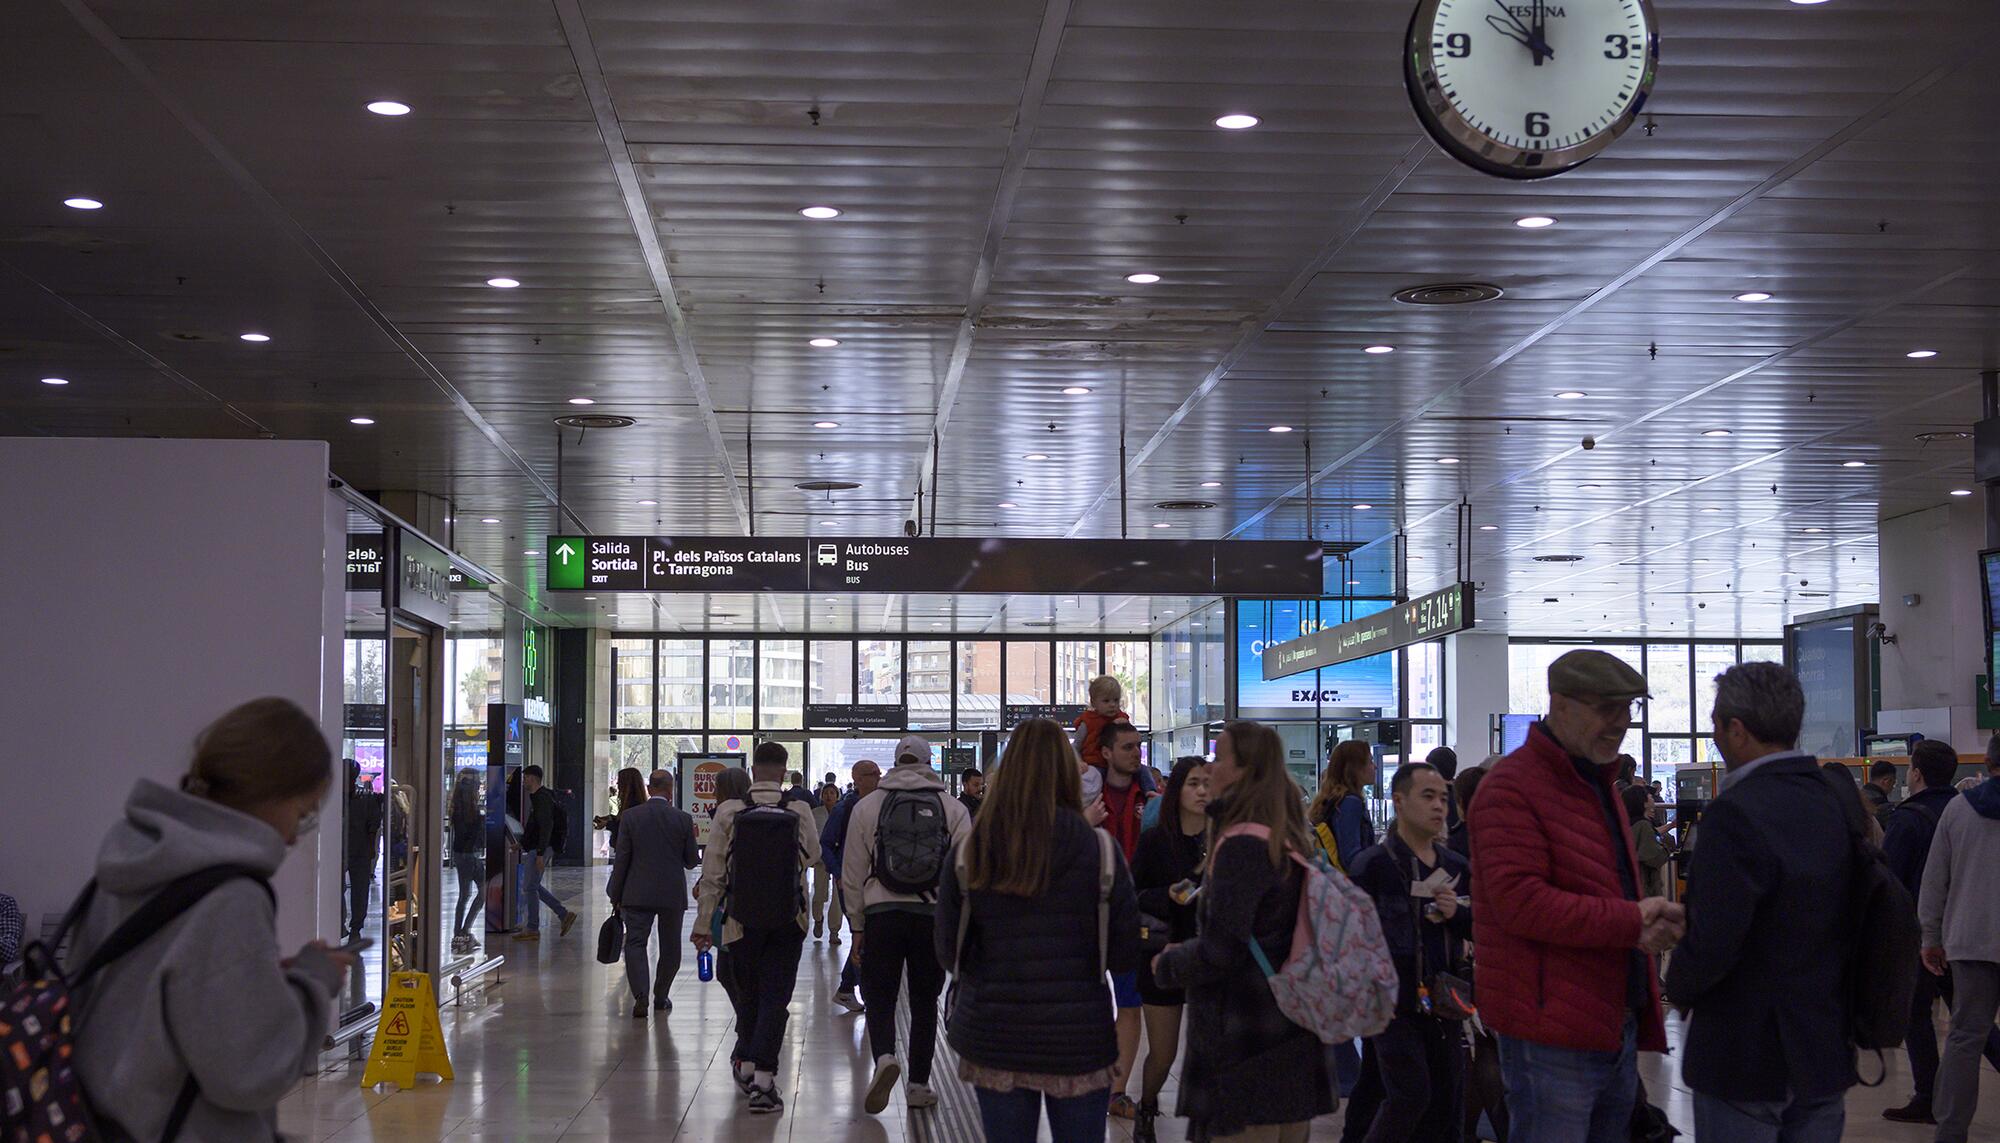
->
[1604, 34, 1635, 59]
[1525, 112, 1550, 138]
[1444, 32, 1471, 58]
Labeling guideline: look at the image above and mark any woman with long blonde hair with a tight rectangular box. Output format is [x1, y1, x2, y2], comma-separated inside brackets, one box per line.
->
[1154, 720, 1334, 1141]
[936, 718, 1140, 1142]
[1309, 738, 1377, 869]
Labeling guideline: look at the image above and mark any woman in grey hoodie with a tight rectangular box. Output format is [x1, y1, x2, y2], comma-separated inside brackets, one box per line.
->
[67, 697, 355, 1142]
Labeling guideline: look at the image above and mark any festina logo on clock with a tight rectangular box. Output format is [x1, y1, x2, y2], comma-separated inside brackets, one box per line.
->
[1405, 0, 1659, 179]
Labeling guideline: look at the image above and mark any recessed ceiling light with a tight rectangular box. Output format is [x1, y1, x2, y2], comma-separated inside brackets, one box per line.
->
[1514, 215, 1557, 229]
[1200, 480, 1222, 488]
[568, 397, 595, 406]
[480, 517, 500, 523]
[63, 197, 103, 210]
[1733, 291, 1773, 302]
[39, 376, 68, 386]
[486, 277, 520, 289]
[1951, 489, 1974, 497]
[1152, 522, 1172, 528]
[1267, 425, 1293, 434]
[1363, 345, 1397, 355]
[1347, 579, 1362, 586]
[1125, 272, 1161, 284]
[799, 205, 841, 219]
[1554, 391, 1587, 400]
[1804, 527, 1825, 534]
[1579, 483, 1601, 490]
[1214, 113, 1260, 130]
[1436, 456, 1460, 465]
[1701, 428, 1733, 437]
[1061, 386, 1092, 396]
[997, 501, 1017, 509]
[819, 520, 835, 527]
[1352, 503, 1373, 511]
[1907, 349, 1939, 359]
[809, 337, 841, 348]
[814, 420, 841, 429]
[584, 596, 597, 601]
[349, 416, 375, 425]
[524, 549, 541, 556]
[1694, 558, 1711, 564]
[366, 101, 412, 116]
[1700, 507, 1720, 513]
[1842, 460, 1868, 468]
[1479, 524, 1498, 531]
[239, 332, 271, 343]
[1787, 0, 1831, 5]
[1024, 452, 1050, 460]
[638, 499, 657, 506]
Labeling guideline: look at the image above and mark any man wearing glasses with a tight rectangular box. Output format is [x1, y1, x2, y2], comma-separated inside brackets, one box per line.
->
[1468, 650, 1685, 1143]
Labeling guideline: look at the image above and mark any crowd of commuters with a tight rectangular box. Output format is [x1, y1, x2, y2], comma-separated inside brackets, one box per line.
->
[26, 650, 2000, 1143]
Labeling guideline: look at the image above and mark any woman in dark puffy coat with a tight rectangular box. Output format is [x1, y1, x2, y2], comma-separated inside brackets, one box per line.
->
[937, 718, 1140, 1142]
[1154, 719, 1334, 1142]
[1127, 755, 1212, 1141]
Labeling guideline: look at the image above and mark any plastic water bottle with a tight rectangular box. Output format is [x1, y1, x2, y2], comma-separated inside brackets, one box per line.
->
[697, 948, 714, 982]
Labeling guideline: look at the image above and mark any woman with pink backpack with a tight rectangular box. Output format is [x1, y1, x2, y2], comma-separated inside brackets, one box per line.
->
[1153, 720, 1341, 1142]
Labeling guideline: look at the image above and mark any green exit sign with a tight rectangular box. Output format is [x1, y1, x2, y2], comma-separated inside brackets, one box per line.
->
[547, 536, 587, 590]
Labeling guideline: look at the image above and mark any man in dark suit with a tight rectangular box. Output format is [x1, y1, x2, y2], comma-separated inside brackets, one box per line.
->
[608, 768, 700, 1019]
[1665, 661, 1857, 1143]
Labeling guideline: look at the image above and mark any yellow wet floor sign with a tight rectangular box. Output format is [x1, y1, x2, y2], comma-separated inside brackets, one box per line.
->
[361, 971, 454, 1089]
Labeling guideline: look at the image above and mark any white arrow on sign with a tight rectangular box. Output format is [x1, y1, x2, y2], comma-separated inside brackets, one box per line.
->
[556, 541, 578, 565]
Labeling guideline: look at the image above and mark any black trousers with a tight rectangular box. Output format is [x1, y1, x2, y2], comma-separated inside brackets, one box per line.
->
[1907, 961, 2000, 1100]
[725, 925, 806, 1072]
[1343, 1013, 1465, 1143]
[860, 910, 947, 1084]
[345, 857, 374, 938]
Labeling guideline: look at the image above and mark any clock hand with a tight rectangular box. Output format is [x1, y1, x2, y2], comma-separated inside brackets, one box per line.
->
[1529, 0, 1554, 64]
[1484, 14, 1535, 48]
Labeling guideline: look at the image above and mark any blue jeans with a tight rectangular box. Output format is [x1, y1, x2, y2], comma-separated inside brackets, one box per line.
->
[1693, 1092, 1843, 1143]
[1496, 1018, 1637, 1143]
[519, 848, 568, 930]
[974, 1085, 1111, 1143]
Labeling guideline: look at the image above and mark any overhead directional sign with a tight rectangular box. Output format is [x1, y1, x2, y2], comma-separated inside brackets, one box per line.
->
[546, 536, 1323, 595]
[1261, 582, 1475, 680]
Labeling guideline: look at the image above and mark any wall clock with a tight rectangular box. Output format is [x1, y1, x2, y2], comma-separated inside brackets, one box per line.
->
[1405, 0, 1659, 179]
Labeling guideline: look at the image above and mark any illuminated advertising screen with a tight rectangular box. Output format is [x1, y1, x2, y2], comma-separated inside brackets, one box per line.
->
[1984, 550, 2000, 703]
[1236, 600, 1397, 721]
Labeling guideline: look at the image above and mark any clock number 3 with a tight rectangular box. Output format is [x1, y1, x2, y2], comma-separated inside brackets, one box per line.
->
[1604, 34, 1635, 59]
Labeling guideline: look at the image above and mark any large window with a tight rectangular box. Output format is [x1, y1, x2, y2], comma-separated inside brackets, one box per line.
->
[659, 640, 703, 729]
[810, 640, 855, 705]
[708, 639, 755, 728]
[1508, 638, 1781, 791]
[957, 641, 1002, 730]
[1006, 641, 1053, 705]
[1105, 640, 1150, 727]
[908, 640, 951, 730]
[859, 640, 902, 705]
[759, 640, 805, 729]
[612, 638, 654, 730]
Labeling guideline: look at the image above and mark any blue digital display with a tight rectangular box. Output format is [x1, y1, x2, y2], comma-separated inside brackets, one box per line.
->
[1235, 599, 1397, 720]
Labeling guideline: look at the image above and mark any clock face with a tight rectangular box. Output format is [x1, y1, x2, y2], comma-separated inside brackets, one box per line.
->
[1406, 0, 1658, 179]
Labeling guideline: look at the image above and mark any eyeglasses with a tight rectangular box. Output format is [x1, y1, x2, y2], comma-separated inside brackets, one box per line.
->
[1559, 694, 1646, 720]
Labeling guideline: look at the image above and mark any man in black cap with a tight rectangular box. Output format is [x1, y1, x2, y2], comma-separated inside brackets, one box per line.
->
[1468, 650, 1682, 1143]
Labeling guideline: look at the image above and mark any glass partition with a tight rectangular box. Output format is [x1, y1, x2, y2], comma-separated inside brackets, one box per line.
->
[759, 640, 806, 729]
[908, 641, 951, 729]
[708, 639, 755, 728]
[659, 640, 704, 729]
[339, 524, 389, 1019]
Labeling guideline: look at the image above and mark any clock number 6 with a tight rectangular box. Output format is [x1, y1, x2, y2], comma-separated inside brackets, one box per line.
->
[1604, 34, 1634, 59]
[1525, 112, 1550, 138]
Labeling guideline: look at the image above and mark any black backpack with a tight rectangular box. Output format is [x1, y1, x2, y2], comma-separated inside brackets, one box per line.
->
[1818, 768, 1921, 1068]
[1, 866, 271, 1143]
[725, 803, 805, 930]
[872, 789, 951, 896]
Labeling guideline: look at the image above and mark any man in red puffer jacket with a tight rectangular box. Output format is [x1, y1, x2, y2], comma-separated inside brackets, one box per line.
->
[1469, 650, 1685, 1143]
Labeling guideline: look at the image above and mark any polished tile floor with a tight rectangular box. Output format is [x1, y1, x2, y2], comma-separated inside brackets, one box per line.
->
[284, 873, 2000, 1141]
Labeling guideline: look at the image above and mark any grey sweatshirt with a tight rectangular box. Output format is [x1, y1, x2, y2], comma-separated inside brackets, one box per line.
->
[841, 762, 972, 934]
[1918, 776, 2000, 963]
[67, 780, 340, 1142]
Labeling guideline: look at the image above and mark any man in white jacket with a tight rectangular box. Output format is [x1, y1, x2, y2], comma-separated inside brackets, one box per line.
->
[1919, 743, 2000, 1143]
[843, 734, 973, 1115]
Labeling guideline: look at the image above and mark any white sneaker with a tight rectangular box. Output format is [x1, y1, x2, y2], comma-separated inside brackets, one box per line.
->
[864, 1054, 901, 1115]
[906, 1082, 938, 1109]
[835, 988, 865, 1014]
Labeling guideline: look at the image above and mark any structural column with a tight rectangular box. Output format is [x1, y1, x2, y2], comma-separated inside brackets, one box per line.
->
[1877, 500, 1988, 750]
[1445, 631, 1510, 762]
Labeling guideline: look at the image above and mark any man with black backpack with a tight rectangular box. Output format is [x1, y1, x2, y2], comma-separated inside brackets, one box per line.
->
[1666, 662, 1907, 1143]
[1882, 740, 2000, 1125]
[516, 765, 576, 940]
[691, 741, 821, 1116]
[840, 734, 971, 1115]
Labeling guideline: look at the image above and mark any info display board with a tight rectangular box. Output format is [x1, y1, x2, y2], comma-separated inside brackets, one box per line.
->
[1236, 599, 1397, 721]
[1983, 550, 2000, 704]
[1260, 583, 1474, 681]
[546, 536, 1323, 596]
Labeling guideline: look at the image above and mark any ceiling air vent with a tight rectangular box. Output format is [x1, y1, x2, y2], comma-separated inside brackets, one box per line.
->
[1022, 619, 1056, 628]
[1533, 554, 1585, 563]
[554, 413, 636, 429]
[1393, 282, 1504, 306]
[1154, 500, 1217, 511]
[1915, 430, 1970, 443]
[795, 480, 862, 492]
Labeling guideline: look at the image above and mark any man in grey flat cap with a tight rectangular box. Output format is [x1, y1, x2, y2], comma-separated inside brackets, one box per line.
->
[1467, 650, 1683, 1143]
